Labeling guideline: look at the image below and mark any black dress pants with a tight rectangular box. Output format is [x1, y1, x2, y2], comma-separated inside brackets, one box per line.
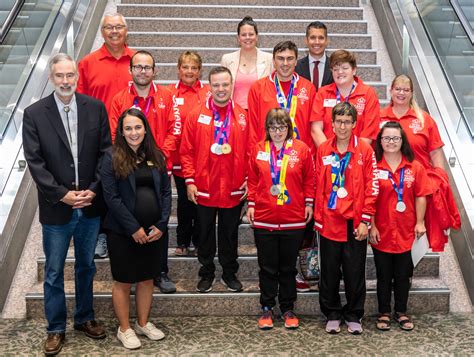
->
[196, 203, 242, 280]
[372, 247, 413, 314]
[254, 228, 305, 314]
[174, 175, 199, 248]
[319, 220, 367, 322]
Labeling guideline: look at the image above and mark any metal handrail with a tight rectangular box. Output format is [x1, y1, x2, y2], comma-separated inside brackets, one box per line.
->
[450, 0, 474, 45]
[0, 0, 25, 44]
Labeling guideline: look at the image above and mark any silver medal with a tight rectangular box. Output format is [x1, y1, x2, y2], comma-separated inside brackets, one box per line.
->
[210, 143, 219, 154]
[337, 187, 348, 199]
[215, 144, 223, 155]
[396, 201, 406, 213]
[277, 95, 286, 104]
[270, 184, 280, 196]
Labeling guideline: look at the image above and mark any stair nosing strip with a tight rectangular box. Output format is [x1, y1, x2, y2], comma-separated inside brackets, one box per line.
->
[124, 17, 367, 24]
[118, 4, 362, 10]
[128, 31, 371, 38]
[129, 46, 377, 53]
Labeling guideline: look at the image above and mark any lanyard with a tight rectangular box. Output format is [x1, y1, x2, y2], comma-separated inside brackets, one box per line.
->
[327, 152, 351, 209]
[211, 101, 231, 144]
[388, 167, 405, 202]
[335, 82, 355, 104]
[265, 139, 293, 205]
[133, 96, 153, 117]
[274, 74, 299, 139]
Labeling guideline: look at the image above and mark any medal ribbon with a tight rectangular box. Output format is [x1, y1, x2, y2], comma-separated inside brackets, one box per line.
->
[211, 101, 232, 145]
[133, 96, 153, 117]
[388, 167, 405, 203]
[327, 152, 351, 210]
[335, 82, 356, 104]
[274, 74, 299, 139]
[265, 139, 293, 205]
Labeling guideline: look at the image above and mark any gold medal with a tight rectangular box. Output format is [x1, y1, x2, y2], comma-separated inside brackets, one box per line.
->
[221, 143, 232, 154]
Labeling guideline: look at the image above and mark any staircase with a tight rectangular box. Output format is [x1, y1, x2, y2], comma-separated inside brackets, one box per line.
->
[25, 0, 450, 317]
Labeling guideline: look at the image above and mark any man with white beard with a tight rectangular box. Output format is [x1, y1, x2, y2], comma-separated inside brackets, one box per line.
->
[22, 53, 111, 355]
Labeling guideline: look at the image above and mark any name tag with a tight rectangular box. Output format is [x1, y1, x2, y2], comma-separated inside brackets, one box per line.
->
[198, 114, 212, 125]
[175, 97, 184, 105]
[323, 99, 337, 108]
[378, 169, 389, 180]
[257, 151, 270, 161]
[322, 155, 334, 166]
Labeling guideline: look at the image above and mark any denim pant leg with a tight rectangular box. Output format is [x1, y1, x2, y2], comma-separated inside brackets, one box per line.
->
[72, 210, 100, 325]
[42, 212, 78, 333]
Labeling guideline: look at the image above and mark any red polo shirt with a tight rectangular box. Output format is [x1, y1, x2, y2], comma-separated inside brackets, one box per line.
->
[77, 44, 135, 114]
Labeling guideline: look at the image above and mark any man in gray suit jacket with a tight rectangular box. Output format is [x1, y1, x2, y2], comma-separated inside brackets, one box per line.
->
[22, 53, 111, 355]
[295, 21, 334, 91]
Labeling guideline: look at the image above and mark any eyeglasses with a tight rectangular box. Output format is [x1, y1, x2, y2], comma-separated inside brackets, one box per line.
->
[102, 25, 126, 32]
[268, 126, 288, 133]
[393, 87, 411, 93]
[334, 120, 354, 127]
[381, 136, 402, 143]
[131, 65, 154, 73]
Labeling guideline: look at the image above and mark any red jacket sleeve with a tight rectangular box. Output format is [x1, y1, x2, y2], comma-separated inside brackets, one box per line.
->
[359, 86, 380, 141]
[179, 110, 197, 184]
[109, 93, 122, 143]
[362, 145, 379, 219]
[246, 144, 259, 206]
[302, 144, 316, 205]
[160, 91, 181, 160]
[247, 82, 262, 151]
[76, 59, 88, 95]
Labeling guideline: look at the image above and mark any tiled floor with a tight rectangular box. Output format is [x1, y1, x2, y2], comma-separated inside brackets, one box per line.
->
[1, 313, 474, 355]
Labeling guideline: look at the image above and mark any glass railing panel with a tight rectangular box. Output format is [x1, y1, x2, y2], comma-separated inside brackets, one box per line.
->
[0, 0, 62, 138]
[415, 0, 474, 137]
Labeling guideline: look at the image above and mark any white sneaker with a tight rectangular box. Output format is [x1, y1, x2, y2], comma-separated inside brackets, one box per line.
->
[134, 321, 165, 341]
[117, 327, 141, 349]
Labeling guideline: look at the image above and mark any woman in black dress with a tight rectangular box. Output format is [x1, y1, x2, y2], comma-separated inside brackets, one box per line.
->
[101, 108, 171, 349]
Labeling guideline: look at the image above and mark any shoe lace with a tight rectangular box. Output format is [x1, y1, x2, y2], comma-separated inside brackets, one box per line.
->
[161, 273, 171, 282]
[284, 311, 296, 320]
[261, 308, 272, 319]
[97, 236, 107, 250]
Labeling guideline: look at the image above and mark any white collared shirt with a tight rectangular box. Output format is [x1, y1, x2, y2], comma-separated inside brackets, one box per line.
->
[308, 53, 327, 88]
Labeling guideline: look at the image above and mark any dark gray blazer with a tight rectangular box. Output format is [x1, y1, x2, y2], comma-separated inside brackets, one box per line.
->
[22, 92, 111, 225]
[295, 55, 334, 89]
[101, 150, 171, 236]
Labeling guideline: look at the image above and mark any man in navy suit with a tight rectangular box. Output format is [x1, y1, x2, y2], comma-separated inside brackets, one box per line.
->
[22, 53, 111, 355]
[295, 21, 334, 91]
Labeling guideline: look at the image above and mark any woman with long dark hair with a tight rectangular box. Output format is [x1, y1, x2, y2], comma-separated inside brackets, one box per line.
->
[370, 121, 431, 331]
[101, 108, 171, 349]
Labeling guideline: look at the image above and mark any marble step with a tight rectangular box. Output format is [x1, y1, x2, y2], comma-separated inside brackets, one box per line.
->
[155, 62, 382, 82]
[121, 0, 360, 6]
[127, 32, 372, 49]
[136, 47, 378, 65]
[117, 4, 364, 21]
[36, 251, 440, 282]
[25, 277, 450, 318]
[126, 18, 368, 34]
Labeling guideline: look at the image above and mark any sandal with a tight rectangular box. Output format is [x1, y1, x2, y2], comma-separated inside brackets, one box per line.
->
[376, 313, 391, 331]
[395, 313, 414, 331]
[175, 246, 188, 256]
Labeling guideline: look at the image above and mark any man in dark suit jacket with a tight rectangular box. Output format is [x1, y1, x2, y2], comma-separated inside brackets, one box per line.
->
[295, 21, 334, 91]
[22, 53, 111, 355]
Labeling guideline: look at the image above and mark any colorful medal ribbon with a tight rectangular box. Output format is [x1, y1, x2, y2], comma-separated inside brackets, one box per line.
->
[274, 74, 299, 139]
[211, 101, 232, 145]
[388, 167, 405, 205]
[335, 82, 356, 104]
[327, 152, 351, 209]
[133, 96, 153, 117]
[265, 139, 293, 205]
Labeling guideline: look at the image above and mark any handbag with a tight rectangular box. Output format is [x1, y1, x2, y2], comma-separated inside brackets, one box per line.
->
[298, 232, 320, 282]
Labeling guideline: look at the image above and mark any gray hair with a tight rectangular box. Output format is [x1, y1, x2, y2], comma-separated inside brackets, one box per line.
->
[100, 13, 127, 29]
[48, 53, 77, 73]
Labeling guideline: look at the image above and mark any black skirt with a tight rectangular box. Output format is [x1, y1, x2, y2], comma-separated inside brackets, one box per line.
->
[107, 230, 162, 283]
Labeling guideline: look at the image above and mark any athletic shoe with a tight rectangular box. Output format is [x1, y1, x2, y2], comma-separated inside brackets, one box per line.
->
[117, 327, 141, 349]
[134, 321, 165, 341]
[346, 321, 363, 335]
[196, 277, 215, 293]
[258, 307, 273, 330]
[220, 276, 243, 292]
[283, 310, 299, 329]
[325, 320, 341, 334]
[155, 272, 176, 294]
[94, 233, 108, 258]
[296, 273, 310, 292]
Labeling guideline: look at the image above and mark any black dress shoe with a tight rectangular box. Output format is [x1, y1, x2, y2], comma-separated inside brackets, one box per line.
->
[74, 320, 106, 339]
[43, 332, 65, 355]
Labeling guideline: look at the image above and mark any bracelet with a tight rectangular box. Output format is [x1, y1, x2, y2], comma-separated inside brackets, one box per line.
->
[305, 203, 313, 207]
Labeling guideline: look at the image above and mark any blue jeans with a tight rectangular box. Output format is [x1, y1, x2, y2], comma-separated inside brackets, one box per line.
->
[42, 209, 99, 333]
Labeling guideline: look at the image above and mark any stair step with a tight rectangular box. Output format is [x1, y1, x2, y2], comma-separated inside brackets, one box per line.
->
[134, 47, 377, 65]
[121, 0, 361, 6]
[127, 32, 372, 49]
[117, 4, 364, 21]
[126, 18, 368, 34]
[25, 277, 450, 318]
[37, 252, 440, 282]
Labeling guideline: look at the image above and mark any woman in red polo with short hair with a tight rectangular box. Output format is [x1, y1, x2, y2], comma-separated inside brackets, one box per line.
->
[369, 121, 431, 332]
